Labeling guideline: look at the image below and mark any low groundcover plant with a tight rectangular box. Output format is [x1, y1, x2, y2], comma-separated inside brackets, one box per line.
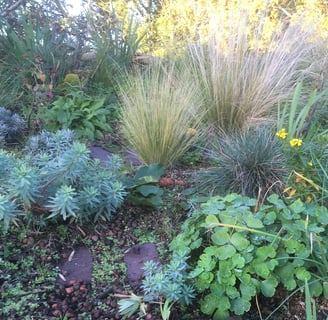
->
[169, 193, 328, 319]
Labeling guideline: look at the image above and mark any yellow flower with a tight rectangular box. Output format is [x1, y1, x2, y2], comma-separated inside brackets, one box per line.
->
[308, 161, 313, 167]
[276, 128, 288, 139]
[289, 138, 303, 147]
[186, 128, 197, 136]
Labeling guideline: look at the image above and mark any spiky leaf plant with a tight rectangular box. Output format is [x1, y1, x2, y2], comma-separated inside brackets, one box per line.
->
[0, 194, 20, 232]
[25, 129, 75, 158]
[47, 185, 79, 220]
[199, 127, 287, 201]
[0, 107, 26, 143]
[119, 62, 203, 166]
[0, 130, 126, 231]
[183, 14, 321, 133]
[7, 162, 40, 209]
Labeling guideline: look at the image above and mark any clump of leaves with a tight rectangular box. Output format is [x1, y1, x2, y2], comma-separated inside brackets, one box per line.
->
[281, 132, 328, 207]
[199, 127, 287, 201]
[124, 163, 165, 208]
[169, 193, 328, 319]
[88, 11, 144, 86]
[24, 129, 74, 157]
[42, 91, 112, 140]
[0, 107, 26, 144]
[142, 251, 195, 305]
[118, 251, 195, 319]
[0, 130, 126, 232]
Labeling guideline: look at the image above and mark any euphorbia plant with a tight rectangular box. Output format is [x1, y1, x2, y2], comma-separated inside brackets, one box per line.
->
[0, 130, 126, 232]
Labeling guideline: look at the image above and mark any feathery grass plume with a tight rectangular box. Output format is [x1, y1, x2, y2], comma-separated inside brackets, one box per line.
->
[183, 12, 321, 133]
[199, 127, 287, 201]
[119, 61, 203, 166]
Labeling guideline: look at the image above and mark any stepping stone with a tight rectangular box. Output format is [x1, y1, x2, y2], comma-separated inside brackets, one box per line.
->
[89, 146, 112, 162]
[56, 247, 93, 285]
[124, 243, 159, 288]
[89, 146, 142, 166]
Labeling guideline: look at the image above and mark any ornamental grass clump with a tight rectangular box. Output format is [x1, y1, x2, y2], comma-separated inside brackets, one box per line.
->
[119, 62, 203, 166]
[199, 127, 287, 201]
[183, 14, 321, 133]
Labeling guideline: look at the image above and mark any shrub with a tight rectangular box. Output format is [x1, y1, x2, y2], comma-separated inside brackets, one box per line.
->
[119, 62, 203, 166]
[124, 164, 165, 208]
[198, 127, 287, 201]
[0, 130, 126, 232]
[42, 92, 112, 140]
[24, 129, 75, 158]
[0, 11, 81, 108]
[183, 16, 322, 133]
[169, 193, 328, 319]
[0, 107, 26, 144]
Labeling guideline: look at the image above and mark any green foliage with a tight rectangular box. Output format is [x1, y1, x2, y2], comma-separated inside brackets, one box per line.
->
[0, 130, 126, 231]
[62, 73, 82, 89]
[42, 92, 112, 140]
[142, 251, 195, 305]
[0, 107, 26, 144]
[118, 250, 195, 319]
[0, 10, 81, 108]
[125, 163, 165, 208]
[25, 129, 75, 158]
[305, 279, 317, 320]
[119, 61, 203, 165]
[169, 193, 328, 319]
[199, 127, 287, 201]
[277, 82, 327, 140]
[87, 9, 144, 86]
[118, 293, 147, 319]
[0, 194, 19, 232]
[278, 128, 328, 206]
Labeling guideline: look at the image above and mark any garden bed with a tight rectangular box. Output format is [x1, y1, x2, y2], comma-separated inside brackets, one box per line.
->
[2, 196, 328, 320]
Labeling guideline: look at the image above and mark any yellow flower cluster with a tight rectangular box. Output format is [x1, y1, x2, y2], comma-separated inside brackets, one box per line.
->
[276, 128, 287, 139]
[289, 138, 303, 147]
[276, 128, 303, 148]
